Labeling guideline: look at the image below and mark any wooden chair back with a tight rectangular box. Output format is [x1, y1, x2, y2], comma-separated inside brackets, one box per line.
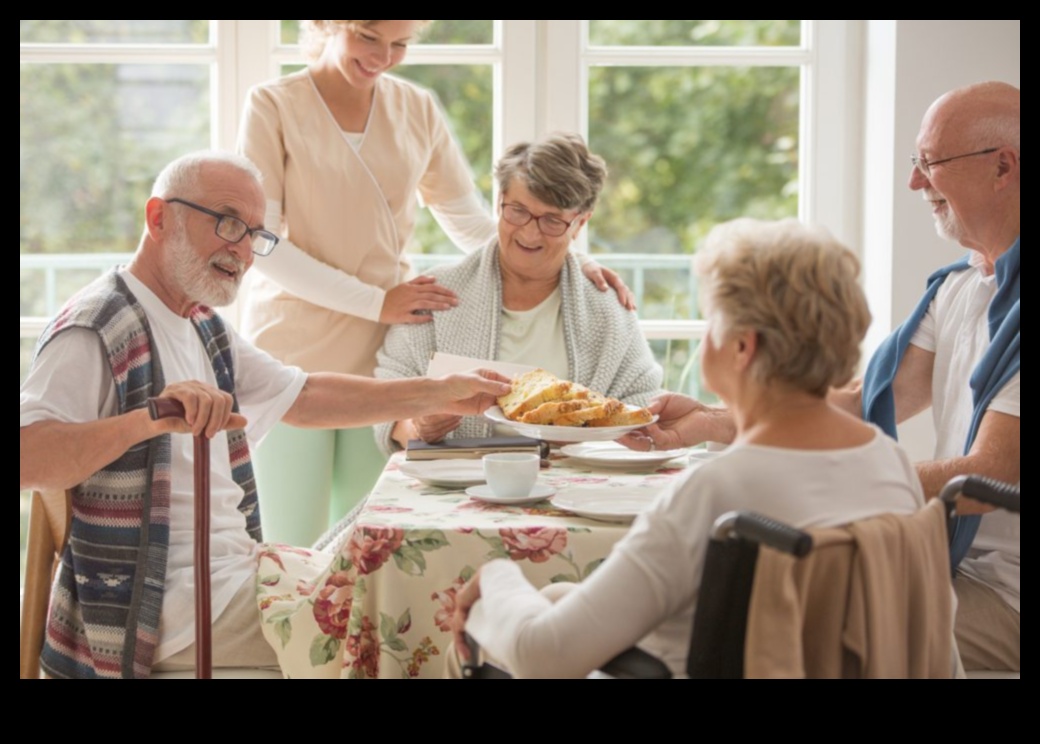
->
[20, 488, 72, 679]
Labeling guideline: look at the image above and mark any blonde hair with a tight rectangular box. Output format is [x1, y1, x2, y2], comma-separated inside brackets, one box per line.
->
[695, 218, 871, 397]
[494, 132, 608, 213]
[300, 20, 432, 61]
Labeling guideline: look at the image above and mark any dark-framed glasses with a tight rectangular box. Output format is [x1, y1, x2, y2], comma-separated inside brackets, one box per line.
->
[500, 201, 582, 238]
[910, 147, 1000, 178]
[166, 198, 279, 256]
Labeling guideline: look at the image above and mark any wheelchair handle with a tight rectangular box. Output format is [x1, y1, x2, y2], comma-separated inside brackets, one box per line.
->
[940, 475, 1020, 514]
[713, 511, 813, 557]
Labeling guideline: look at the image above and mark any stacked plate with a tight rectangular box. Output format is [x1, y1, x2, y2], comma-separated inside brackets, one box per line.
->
[550, 488, 659, 524]
[559, 441, 688, 470]
[398, 460, 485, 488]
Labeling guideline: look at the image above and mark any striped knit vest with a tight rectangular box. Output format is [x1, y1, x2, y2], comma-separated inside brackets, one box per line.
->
[35, 270, 261, 679]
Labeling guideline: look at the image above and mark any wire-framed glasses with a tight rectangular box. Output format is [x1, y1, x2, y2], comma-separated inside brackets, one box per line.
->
[910, 147, 1000, 178]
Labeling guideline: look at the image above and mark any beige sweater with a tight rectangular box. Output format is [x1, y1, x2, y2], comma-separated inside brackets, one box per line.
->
[237, 70, 476, 375]
[745, 497, 953, 679]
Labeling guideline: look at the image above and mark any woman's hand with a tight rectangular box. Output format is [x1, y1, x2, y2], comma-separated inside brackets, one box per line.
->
[379, 275, 459, 324]
[617, 393, 735, 451]
[580, 259, 636, 311]
[451, 568, 484, 662]
[414, 413, 463, 443]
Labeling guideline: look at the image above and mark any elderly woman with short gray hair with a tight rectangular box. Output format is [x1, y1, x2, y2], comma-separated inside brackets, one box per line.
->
[374, 132, 662, 454]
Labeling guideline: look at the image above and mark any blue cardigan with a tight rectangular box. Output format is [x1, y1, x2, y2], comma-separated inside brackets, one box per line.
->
[862, 238, 1020, 568]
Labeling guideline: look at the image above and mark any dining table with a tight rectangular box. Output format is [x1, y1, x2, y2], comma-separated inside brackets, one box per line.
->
[255, 445, 704, 679]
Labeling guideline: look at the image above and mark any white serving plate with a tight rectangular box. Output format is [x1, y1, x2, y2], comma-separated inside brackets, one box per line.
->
[559, 441, 688, 469]
[399, 459, 486, 488]
[550, 487, 658, 523]
[484, 405, 657, 443]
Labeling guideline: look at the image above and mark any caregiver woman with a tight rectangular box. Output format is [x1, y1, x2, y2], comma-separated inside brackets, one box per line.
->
[237, 20, 633, 545]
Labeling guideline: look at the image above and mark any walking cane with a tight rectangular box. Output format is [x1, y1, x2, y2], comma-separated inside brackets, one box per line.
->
[148, 397, 212, 679]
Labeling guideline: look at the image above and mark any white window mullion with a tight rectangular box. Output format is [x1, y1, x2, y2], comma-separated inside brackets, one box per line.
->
[500, 20, 537, 160]
[541, 20, 586, 252]
[213, 20, 280, 151]
[18, 43, 213, 64]
[807, 20, 863, 252]
[583, 46, 810, 67]
[542, 19, 584, 136]
[212, 20, 235, 149]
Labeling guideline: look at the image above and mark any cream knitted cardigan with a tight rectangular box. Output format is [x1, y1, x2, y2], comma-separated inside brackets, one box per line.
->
[374, 244, 663, 455]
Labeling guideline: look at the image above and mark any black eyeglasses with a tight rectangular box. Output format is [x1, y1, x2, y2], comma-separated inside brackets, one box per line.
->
[500, 201, 583, 238]
[166, 198, 279, 256]
[910, 147, 1000, 178]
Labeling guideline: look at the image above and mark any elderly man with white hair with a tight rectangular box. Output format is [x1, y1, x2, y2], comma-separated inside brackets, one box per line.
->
[19, 150, 511, 678]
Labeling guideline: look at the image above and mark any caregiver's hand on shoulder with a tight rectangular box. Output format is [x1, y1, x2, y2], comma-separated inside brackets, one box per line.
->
[580, 259, 637, 311]
[380, 275, 459, 324]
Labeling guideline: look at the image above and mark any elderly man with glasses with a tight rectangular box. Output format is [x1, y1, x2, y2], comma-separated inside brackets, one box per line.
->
[19, 150, 511, 679]
[625, 81, 1020, 674]
[860, 81, 1020, 674]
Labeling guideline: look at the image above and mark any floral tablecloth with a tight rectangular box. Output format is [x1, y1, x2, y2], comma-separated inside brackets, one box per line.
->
[256, 450, 694, 678]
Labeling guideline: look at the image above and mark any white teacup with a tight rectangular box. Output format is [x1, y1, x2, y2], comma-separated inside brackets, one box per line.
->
[483, 453, 539, 499]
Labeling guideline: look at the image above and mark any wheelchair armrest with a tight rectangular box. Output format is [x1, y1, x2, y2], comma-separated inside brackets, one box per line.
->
[596, 646, 672, 679]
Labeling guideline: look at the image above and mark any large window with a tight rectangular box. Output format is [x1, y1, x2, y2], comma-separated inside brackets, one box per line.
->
[21, 20, 852, 368]
[582, 21, 804, 392]
[20, 20, 855, 583]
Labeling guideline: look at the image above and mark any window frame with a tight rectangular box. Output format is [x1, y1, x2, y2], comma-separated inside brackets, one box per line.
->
[20, 20, 860, 346]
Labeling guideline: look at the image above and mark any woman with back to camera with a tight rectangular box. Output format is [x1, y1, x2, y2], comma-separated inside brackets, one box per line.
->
[237, 20, 633, 545]
[450, 218, 926, 678]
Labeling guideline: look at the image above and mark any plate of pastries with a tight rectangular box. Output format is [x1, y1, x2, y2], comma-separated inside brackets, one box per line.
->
[484, 369, 657, 443]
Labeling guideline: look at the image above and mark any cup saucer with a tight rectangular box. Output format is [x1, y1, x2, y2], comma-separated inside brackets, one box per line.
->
[465, 484, 556, 506]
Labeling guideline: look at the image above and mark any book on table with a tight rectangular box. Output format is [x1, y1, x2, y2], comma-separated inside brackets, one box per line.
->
[405, 436, 549, 461]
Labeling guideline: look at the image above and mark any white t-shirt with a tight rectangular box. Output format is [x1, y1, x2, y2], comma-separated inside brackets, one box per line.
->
[20, 271, 307, 660]
[467, 429, 924, 678]
[498, 286, 568, 379]
[909, 254, 1020, 612]
[493, 287, 568, 437]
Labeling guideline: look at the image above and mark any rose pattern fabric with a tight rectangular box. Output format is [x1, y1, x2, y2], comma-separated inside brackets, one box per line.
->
[499, 527, 568, 563]
[350, 525, 404, 575]
[345, 616, 381, 678]
[312, 571, 356, 639]
[256, 451, 692, 678]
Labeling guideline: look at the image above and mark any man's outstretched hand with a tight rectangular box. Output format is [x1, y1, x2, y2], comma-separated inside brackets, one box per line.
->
[434, 369, 513, 416]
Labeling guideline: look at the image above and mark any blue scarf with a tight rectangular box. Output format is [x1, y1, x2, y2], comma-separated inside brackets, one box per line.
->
[862, 238, 1020, 568]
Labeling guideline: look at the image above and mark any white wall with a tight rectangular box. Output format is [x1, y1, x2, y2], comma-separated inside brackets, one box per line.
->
[861, 20, 1020, 461]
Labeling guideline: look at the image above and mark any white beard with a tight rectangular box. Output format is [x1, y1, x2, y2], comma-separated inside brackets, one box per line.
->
[934, 210, 965, 243]
[925, 193, 966, 244]
[166, 226, 244, 307]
